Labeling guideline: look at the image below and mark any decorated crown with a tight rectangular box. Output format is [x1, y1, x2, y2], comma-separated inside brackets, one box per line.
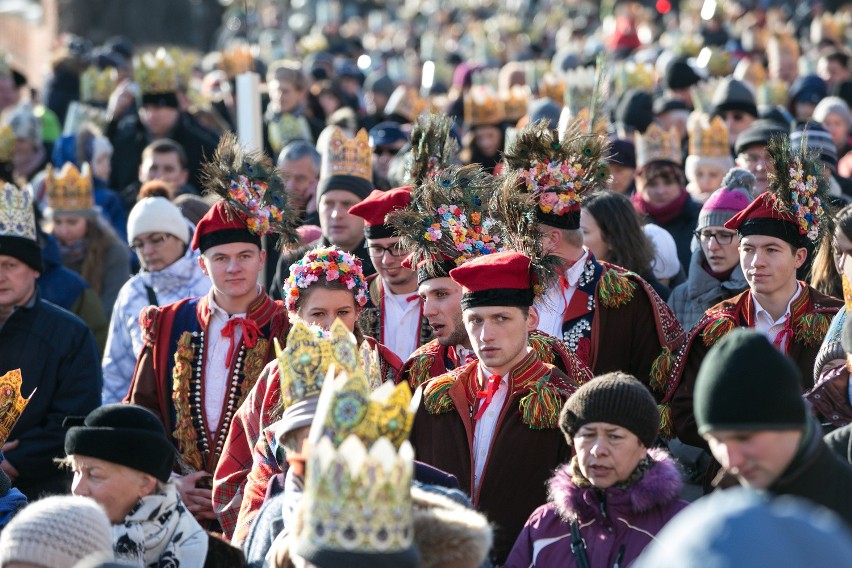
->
[538, 73, 566, 105]
[698, 47, 733, 78]
[689, 115, 730, 159]
[45, 162, 95, 212]
[284, 246, 369, 313]
[135, 48, 179, 95]
[0, 124, 14, 163]
[811, 12, 843, 44]
[501, 84, 531, 123]
[167, 47, 199, 88]
[564, 66, 598, 111]
[268, 114, 312, 154]
[735, 59, 767, 89]
[464, 85, 504, 127]
[320, 127, 373, 182]
[635, 123, 682, 169]
[221, 44, 255, 79]
[0, 369, 34, 446]
[0, 183, 36, 241]
[200, 132, 301, 243]
[404, 113, 459, 186]
[80, 66, 118, 104]
[558, 107, 608, 139]
[387, 164, 506, 272]
[757, 79, 789, 107]
[614, 61, 655, 95]
[385, 86, 429, 123]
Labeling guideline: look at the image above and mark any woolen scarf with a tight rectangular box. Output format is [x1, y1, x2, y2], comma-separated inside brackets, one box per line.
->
[631, 189, 689, 225]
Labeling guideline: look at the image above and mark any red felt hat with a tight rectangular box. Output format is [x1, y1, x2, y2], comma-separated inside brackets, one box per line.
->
[724, 192, 804, 247]
[191, 200, 261, 252]
[449, 251, 535, 309]
[348, 187, 412, 239]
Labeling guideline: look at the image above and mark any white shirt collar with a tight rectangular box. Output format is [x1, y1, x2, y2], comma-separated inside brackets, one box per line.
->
[563, 249, 591, 288]
[207, 285, 260, 319]
[752, 283, 802, 326]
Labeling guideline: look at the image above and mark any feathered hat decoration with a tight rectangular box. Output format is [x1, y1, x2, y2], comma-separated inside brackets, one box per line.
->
[200, 132, 301, 247]
[404, 113, 459, 187]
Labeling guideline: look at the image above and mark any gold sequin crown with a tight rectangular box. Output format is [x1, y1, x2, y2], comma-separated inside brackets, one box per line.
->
[45, 162, 95, 212]
[135, 48, 179, 95]
[464, 85, 504, 127]
[689, 115, 730, 159]
[635, 123, 682, 168]
[0, 369, 33, 446]
[80, 66, 117, 104]
[299, 435, 415, 557]
[501, 85, 530, 122]
[538, 73, 566, 105]
[0, 183, 37, 241]
[615, 61, 655, 95]
[699, 47, 733, 78]
[320, 127, 373, 182]
[757, 79, 789, 107]
[385, 86, 429, 123]
[167, 48, 199, 87]
[276, 319, 363, 410]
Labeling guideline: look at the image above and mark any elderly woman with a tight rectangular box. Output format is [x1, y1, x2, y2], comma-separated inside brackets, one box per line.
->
[64, 404, 245, 568]
[505, 373, 687, 568]
[813, 96, 852, 178]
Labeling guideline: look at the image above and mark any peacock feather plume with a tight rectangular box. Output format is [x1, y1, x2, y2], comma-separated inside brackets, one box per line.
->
[405, 113, 459, 186]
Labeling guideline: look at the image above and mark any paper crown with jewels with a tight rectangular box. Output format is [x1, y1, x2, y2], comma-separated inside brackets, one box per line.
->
[167, 47, 199, 88]
[614, 61, 655, 95]
[689, 115, 730, 158]
[699, 47, 733, 78]
[501, 84, 531, 123]
[757, 79, 790, 107]
[267, 114, 312, 155]
[0, 369, 34, 447]
[0, 183, 37, 241]
[385, 86, 429, 124]
[135, 49, 180, 107]
[318, 127, 373, 196]
[45, 162, 95, 213]
[0, 124, 14, 162]
[80, 66, 118, 104]
[464, 85, 504, 127]
[538, 73, 566, 105]
[558, 107, 608, 138]
[635, 123, 682, 169]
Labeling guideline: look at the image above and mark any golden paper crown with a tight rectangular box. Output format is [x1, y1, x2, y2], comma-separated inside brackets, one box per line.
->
[464, 85, 504, 127]
[559, 107, 608, 137]
[0, 183, 37, 241]
[221, 44, 254, 78]
[615, 61, 655, 95]
[276, 319, 362, 411]
[757, 78, 789, 107]
[167, 48, 199, 87]
[768, 32, 800, 60]
[500, 85, 530, 123]
[811, 13, 842, 44]
[0, 369, 33, 446]
[635, 123, 682, 168]
[385, 86, 429, 123]
[320, 127, 373, 181]
[135, 49, 179, 95]
[80, 66, 117, 104]
[299, 435, 415, 558]
[538, 73, 566, 105]
[700, 47, 733, 78]
[689, 115, 730, 158]
[734, 59, 767, 89]
[0, 124, 13, 162]
[45, 162, 95, 212]
[267, 114, 312, 154]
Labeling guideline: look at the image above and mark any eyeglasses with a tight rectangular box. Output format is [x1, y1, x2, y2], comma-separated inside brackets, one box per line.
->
[130, 233, 175, 251]
[373, 146, 401, 157]
[694, 230, 737, 245]
[738, 152, 770, 167]
[367, 243, 406, 258]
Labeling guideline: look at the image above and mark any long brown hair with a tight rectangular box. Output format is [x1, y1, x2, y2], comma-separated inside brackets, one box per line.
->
[81, 215, 123, 295]
[810, 204, 852, 298]
[583, 191, 656, 276]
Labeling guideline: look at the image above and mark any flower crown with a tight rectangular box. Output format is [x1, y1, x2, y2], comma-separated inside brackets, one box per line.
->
[518, 160, 585, 216]
[786, 157, 825, 241]
[423, 201, 503, 265]
[284, 246, 369, 312]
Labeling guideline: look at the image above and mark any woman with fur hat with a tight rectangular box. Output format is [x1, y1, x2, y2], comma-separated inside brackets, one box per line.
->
[505, 373, 687, 568]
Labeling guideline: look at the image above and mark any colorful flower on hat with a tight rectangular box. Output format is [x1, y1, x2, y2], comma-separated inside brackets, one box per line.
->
[283, 247, 368, 312]
[519, 159, 583, 216]
[787, 159, 824, 241]
[423, 203, 504, 264]
[228, 175, 284, 235]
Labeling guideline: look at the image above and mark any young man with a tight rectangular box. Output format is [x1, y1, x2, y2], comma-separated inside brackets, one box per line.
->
[349, 187, 432, 360]
[669, 138, 843, 453]
[694, 329, 852, 525]
[411, 251, 589, 565]
[126, 140, 296, 527]
[503, 122, 685, 408]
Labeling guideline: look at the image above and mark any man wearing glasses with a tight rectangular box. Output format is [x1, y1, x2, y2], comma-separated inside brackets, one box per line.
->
[101, 196, 210, 404]
[668, 169, 755, 330]
[349, 187, 432, 360]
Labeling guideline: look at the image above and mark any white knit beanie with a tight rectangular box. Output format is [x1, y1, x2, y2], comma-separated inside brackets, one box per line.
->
[0, 495, 114, 568]
[643, 223, 682, 280]
[127, 196, 191, 245]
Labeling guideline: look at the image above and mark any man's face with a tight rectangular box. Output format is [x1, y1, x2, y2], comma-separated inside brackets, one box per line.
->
[463, 305, 535, 376]
[0, 255, 38, 312]
[139, 151, 189, 186]
[419, 277, 468, 347]
[706, 429, 802, 489]
[822, 112, 850, 149]
[270, 79, 303, 114]
[367, 237, 415, 292]
[818, 58, 851, 87]
[139, 104, 180, 138]
[739, 234, 806, 297]
[697, 226, 740, 274]
[198, 242, 265, 301]
[736, 144, 774, 194]
[607, 163, 635, 194]
[318, 189, 365, 251]
[474, 126, 502, 157]
[372, 141, 405, 179]
[280, 156, 318, 210]
[638, 171, 682, 208]
[720, 110, 755, 146]
[132, 232, 186, 273]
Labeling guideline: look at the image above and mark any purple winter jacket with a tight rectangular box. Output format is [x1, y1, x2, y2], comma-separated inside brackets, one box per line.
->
[504, 448, 687, 568]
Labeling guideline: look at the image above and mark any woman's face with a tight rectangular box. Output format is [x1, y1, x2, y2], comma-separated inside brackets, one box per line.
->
[823, 112, 850, 149]
[573, 422, 648, 489]
[580, 209, 609, 261]
[93, 151, 112, 181]
[52, 213, 88, 246]
[473, 126, 502, 157]
[638, 169, 682, 208]
[296, 287, 359, 331]
[833, 226, 852, 278]
[693, 164, 725, 195]
[70, 455, 155, 523]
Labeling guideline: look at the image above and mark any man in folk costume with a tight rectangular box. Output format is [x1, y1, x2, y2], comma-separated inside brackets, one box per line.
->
[348, 187, 433, 361]
[411, 249, 592, 565]
[389, 164, 590, 389]
[126, 134, 300, 527]
[504, 121, 686, 424]
[668, 135, 843, 456]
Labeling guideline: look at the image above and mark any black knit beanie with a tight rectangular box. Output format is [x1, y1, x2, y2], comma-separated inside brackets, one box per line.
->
[65, 404, 175, 482]
[694, 329, 806, 436]
[560, 372, 659, 447]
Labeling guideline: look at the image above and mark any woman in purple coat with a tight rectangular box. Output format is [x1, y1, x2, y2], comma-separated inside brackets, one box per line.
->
[505, 373, 687, 568]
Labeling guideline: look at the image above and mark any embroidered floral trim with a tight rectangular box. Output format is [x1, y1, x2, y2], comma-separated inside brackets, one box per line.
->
[172, 332, 202, 471]
[284, 247, 368, 312]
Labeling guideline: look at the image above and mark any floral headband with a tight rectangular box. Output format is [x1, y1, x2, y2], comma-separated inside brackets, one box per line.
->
[518, 160, 585, 216]
[283, 246, 369, 312]
[423, 203, 503, 265]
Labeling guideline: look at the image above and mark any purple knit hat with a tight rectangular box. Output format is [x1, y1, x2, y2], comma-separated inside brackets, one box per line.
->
[697, 168, 755, 231]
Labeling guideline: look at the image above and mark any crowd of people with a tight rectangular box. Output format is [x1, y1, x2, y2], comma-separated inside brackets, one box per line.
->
[2, 0, 852, 566]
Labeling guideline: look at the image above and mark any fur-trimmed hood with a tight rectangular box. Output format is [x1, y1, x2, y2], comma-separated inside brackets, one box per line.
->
[548, 447, 683, 521]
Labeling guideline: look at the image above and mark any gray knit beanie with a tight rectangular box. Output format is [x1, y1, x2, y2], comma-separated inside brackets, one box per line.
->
[697, 168, 756, 231]
[712, 78, 758, 118]
[0, 495, 114, 568]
